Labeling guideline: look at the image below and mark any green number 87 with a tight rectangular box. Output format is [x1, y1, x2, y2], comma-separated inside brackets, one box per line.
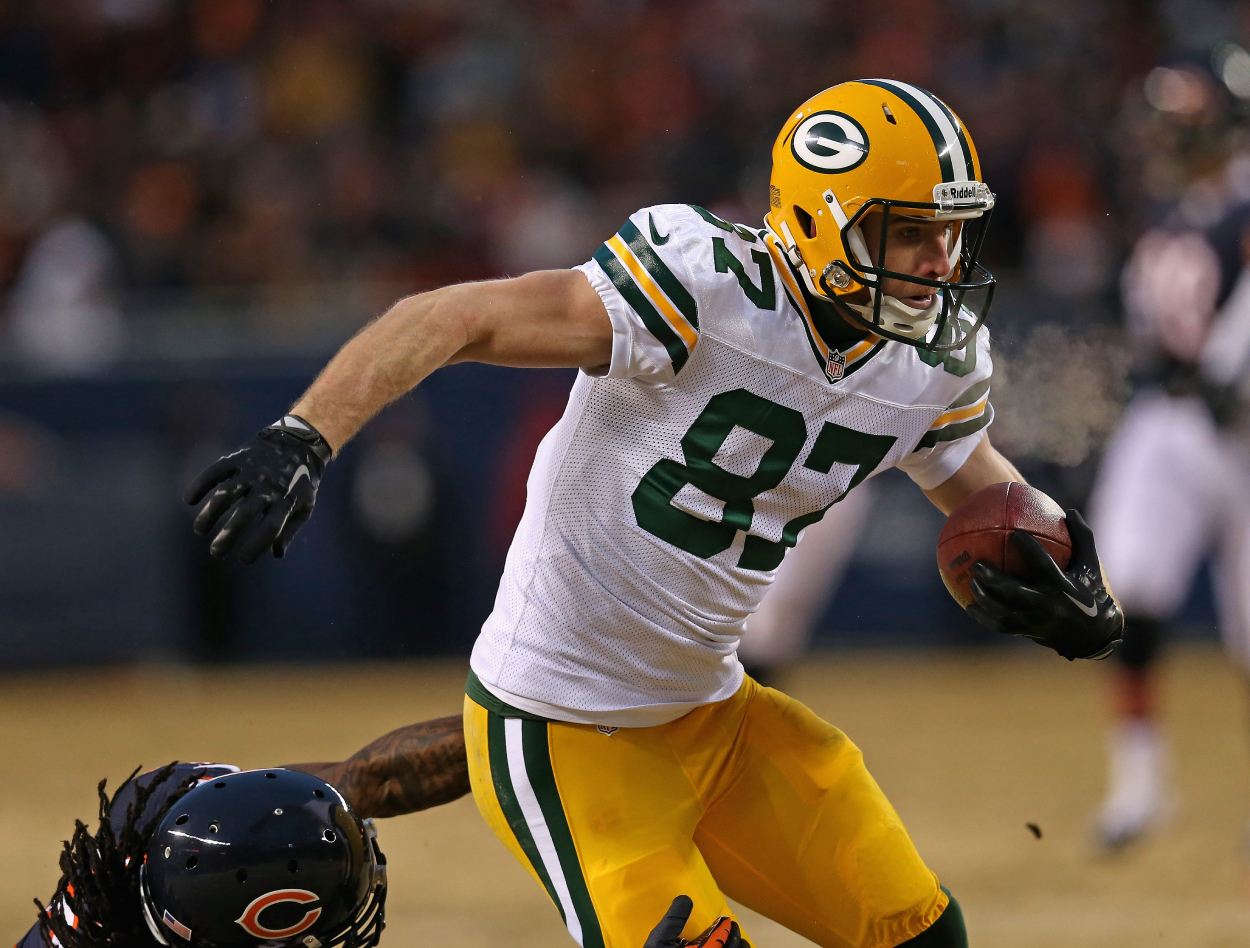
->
[631, 388, 895, 571]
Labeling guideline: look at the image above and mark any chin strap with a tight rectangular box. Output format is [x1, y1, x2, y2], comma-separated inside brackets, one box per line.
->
[847, 291, 941, 340]
[766, 217, 947, 342]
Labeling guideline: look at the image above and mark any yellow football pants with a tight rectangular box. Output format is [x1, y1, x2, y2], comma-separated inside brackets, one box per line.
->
[464, 675, 946, 948]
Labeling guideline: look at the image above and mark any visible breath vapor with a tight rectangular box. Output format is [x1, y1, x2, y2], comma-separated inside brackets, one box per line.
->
[989, 324, 1131, 466]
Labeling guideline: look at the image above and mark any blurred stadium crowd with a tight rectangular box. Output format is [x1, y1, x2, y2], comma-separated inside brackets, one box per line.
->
[2, 0, 1250, 666]
[0, 0, 1231, 370]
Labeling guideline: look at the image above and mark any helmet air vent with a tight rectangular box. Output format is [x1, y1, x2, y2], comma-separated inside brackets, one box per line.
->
[793, 206, 816, 239]
[882, 103, 897, 125]
[186, 856, 198, 869]
[313, 789, 325, 799]
[288, 860, 299, 873]
[323, 830, 337, 842]
[174, 814, 188, 825]
[214, 782, 226, 789]
[265, 773, 277, 779]
[208, 822, 220, 833]
[236, 869, 248, 883]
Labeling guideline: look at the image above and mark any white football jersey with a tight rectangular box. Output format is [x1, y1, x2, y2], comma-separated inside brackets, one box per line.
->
[470, 204, 993, 726]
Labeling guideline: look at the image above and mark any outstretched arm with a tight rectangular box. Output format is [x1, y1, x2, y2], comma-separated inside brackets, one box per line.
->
[285, 715, 469, 819]
[186, 269, 613, 562]
[294, 270, 612, 453]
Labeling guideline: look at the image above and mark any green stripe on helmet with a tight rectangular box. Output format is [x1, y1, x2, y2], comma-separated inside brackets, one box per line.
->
[859, 79, 955, 183]
[924, 91, 976, 182]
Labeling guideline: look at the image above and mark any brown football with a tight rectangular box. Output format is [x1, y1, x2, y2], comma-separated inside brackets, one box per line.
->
[937, 482, 1072, 609]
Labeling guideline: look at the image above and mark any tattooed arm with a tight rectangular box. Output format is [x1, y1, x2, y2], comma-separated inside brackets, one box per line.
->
[285, 715, 469, 818]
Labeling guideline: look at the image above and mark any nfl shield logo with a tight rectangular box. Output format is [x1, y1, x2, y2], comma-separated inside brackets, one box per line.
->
[826, 350, 846, 380]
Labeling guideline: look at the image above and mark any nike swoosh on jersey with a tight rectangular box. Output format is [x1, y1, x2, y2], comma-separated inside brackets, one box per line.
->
[648, 213, 670, 245]
[1064, 591, 1099, 617]
[286, 465, 310, 495]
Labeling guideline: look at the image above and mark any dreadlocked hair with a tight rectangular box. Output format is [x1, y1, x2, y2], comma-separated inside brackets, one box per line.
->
[36, 763, 203, 948]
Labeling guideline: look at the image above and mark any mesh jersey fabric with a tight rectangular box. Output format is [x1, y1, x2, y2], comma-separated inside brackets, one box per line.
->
[20, 764, 239, 948]
[470, 204, 994, 726]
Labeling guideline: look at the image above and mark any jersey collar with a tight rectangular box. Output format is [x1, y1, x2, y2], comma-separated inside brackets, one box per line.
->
[763, 232, 888, 383]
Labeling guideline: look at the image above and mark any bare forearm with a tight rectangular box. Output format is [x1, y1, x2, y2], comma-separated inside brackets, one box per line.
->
[286, 716, 469, 819]
[290, 270, 612, 453]
[922, 434, 1025, 515]
[291, 286, 469, 452]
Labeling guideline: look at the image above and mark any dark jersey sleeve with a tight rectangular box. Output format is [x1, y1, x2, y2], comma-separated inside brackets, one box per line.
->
[15, 921, 47, 948]
[16, 764, 240, 948]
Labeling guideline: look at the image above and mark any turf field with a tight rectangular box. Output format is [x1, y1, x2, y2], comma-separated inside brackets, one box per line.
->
[3, 645, 1247, 947]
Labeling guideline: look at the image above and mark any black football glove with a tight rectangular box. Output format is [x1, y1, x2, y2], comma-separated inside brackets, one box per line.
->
[966, 508, 1124, 661]
[184, 414, 332, 565]
[643, 896, 745, 948]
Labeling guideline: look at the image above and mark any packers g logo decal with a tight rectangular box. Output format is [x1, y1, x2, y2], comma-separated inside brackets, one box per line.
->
[791, 111, 869, 173]
[235, 889, 322, 939]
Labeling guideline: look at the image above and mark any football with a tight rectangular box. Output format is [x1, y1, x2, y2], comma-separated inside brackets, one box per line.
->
[937, 482, 1072, 609]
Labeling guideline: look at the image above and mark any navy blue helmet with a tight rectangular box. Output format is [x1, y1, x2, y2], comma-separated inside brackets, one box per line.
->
[139, 770, 386, 948]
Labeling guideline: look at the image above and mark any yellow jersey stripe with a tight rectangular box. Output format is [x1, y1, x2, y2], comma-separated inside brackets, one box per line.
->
[843, 335, 881, 364]
[763, 236, 829, 360]
[931, 395, 988, 429]
[606, 235, 698, 350]
[765, 235, 883, 362]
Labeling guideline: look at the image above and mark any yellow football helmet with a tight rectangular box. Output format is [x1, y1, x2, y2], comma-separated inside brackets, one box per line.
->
[765, 80, 996, 352]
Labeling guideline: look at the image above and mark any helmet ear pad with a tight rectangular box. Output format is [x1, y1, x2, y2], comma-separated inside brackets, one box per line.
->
[784, 203, 866, 298]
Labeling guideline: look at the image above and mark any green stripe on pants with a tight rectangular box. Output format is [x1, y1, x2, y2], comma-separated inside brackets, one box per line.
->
[520, 719, 606, 948]
[486, 712, 565, 920]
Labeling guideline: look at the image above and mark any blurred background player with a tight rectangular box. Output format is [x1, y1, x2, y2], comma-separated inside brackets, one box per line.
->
[17, 717, 467, 948]
[1089, 62, 1250, 849]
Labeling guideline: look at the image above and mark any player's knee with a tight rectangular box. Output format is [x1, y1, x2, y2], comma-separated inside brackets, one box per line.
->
[896, 889, 967, 948]
[1115, 617, 1166, 670]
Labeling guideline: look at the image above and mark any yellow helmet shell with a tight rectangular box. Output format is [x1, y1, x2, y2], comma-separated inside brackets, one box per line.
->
[766, 80, 989, 297]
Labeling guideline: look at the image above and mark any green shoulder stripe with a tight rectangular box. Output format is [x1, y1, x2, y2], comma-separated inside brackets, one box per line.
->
[593, 243, 690, 373]
[618, 219, 698, 328]
[948, 375, 992, 411]
[914, 404, 994, 450]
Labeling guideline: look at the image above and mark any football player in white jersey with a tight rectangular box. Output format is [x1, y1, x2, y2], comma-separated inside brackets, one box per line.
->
[186, 81, 1123, 948]
[1089, 207, 1250, 850]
